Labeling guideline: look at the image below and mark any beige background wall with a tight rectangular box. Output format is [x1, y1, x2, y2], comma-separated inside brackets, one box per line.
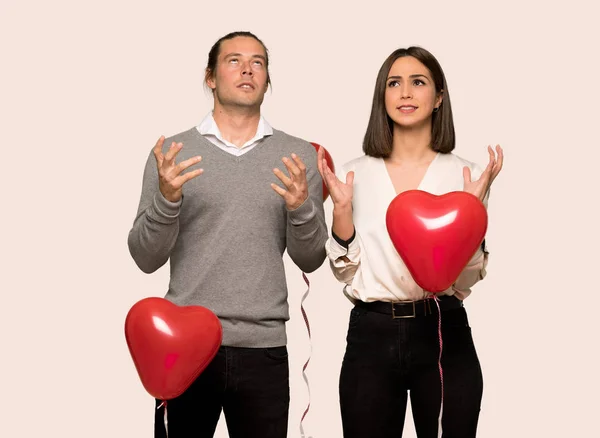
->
[1, 0, 598, 436]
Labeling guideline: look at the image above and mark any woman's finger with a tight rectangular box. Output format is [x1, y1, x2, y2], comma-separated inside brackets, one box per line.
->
[346, 171, 355, 186]
[484, 146, 496, 176]
[463, 166, 472, 184]
[322, 160, 340, 186]
[491, 145, 504, 181]
[316, 148, 324, 177]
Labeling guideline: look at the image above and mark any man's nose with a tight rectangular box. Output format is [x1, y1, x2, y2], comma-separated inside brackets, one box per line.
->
[241, 61, 253, 76]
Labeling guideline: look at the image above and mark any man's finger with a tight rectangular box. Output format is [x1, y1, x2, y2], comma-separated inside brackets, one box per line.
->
[173, 168, 204, 187]
[173, 156, 203, 177]
[291, 153, 306, 173]
[153, 135, 165, 167]
[164, 142, 183, 166]
[282, 157, 301, 179]
[273, 167, 294, 189]
[270, 182, 288, 198]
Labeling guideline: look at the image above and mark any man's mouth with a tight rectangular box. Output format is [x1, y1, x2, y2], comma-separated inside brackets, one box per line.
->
[237, 82, 255, 90]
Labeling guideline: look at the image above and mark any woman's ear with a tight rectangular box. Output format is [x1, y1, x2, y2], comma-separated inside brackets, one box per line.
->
[435, 89, 444, 110]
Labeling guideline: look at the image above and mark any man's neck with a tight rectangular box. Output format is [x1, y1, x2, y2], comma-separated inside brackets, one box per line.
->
[212, 105, 261, 148]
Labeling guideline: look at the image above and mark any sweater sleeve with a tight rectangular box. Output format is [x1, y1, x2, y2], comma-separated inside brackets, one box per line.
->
[285, 147, 328, 273]
[127, 148, 182, 273]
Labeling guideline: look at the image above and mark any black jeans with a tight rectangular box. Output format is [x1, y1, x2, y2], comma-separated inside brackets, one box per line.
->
[339, 298, 484, 438]
[154, 345, 290, 438]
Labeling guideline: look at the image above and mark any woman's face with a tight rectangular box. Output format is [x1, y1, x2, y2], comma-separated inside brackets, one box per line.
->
[384, 56, 442, 129]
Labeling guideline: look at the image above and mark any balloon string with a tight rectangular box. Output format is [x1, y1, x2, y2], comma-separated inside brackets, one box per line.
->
[429, 295, 444, 438]
[300, 272, 313, 438]
[157, 400, 168, 438]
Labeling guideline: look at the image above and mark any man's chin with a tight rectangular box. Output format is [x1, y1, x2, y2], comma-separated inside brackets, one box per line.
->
[233, 97, 265, 110]
[215, 94, 265, 112]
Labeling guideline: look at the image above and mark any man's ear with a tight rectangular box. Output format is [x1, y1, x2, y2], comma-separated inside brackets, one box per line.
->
[205, 70, 216, 90]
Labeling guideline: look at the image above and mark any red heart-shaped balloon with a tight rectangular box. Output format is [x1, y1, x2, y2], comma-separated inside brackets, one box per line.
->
[125, 297, 222, 400]
[386, 190, 488, 293]
[310, 142, 335, 201]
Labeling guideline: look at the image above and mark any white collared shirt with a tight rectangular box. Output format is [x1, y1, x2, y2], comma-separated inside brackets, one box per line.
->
[196, 111, 273, 156]
[326, 152, 490, 303]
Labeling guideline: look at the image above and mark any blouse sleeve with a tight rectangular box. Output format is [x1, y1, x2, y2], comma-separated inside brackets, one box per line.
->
[453, 162, 491, 295]
[324, 162, 361, 286]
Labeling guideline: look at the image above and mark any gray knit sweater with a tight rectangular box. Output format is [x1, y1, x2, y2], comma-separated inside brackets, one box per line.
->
[128, 127, 328, 347]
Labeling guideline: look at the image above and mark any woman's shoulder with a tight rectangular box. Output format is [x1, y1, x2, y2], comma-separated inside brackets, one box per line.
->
[440, 151, 485, 179]
[338, 154, 379, 174]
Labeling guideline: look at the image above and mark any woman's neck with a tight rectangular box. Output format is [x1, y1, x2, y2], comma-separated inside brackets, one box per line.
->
[388, 123, 437, 164]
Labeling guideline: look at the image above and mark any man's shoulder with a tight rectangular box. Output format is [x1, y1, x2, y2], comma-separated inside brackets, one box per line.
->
[147, 127, 209, 157]
[163, 127, 202, 146]
[270, 129, 316, 154]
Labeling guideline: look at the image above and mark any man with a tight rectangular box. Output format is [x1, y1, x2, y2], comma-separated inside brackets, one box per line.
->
[127, 31, 328, 438]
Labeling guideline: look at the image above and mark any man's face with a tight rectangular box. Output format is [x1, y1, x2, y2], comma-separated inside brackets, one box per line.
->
[206, 36, 269, 111]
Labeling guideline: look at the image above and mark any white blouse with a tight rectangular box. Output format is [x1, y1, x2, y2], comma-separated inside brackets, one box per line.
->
[325, 152, 490, 303]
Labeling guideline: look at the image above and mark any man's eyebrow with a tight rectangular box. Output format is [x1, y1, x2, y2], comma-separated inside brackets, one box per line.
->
[224, 53, 267, 61]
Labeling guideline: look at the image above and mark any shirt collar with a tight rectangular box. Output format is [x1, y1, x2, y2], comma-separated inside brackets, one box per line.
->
[197, 111, 273, 146]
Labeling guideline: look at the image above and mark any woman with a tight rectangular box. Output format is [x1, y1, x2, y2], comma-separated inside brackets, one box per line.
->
[317, 47, 503, 437]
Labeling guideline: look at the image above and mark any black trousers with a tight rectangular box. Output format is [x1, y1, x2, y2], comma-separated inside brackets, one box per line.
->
[154, 345, 289, 438]
[339, 298, 484, 438]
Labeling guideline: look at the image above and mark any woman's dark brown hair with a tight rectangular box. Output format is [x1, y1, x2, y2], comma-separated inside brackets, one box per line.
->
[362, 46, 455, 157]
[204, 31, 272, 90]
